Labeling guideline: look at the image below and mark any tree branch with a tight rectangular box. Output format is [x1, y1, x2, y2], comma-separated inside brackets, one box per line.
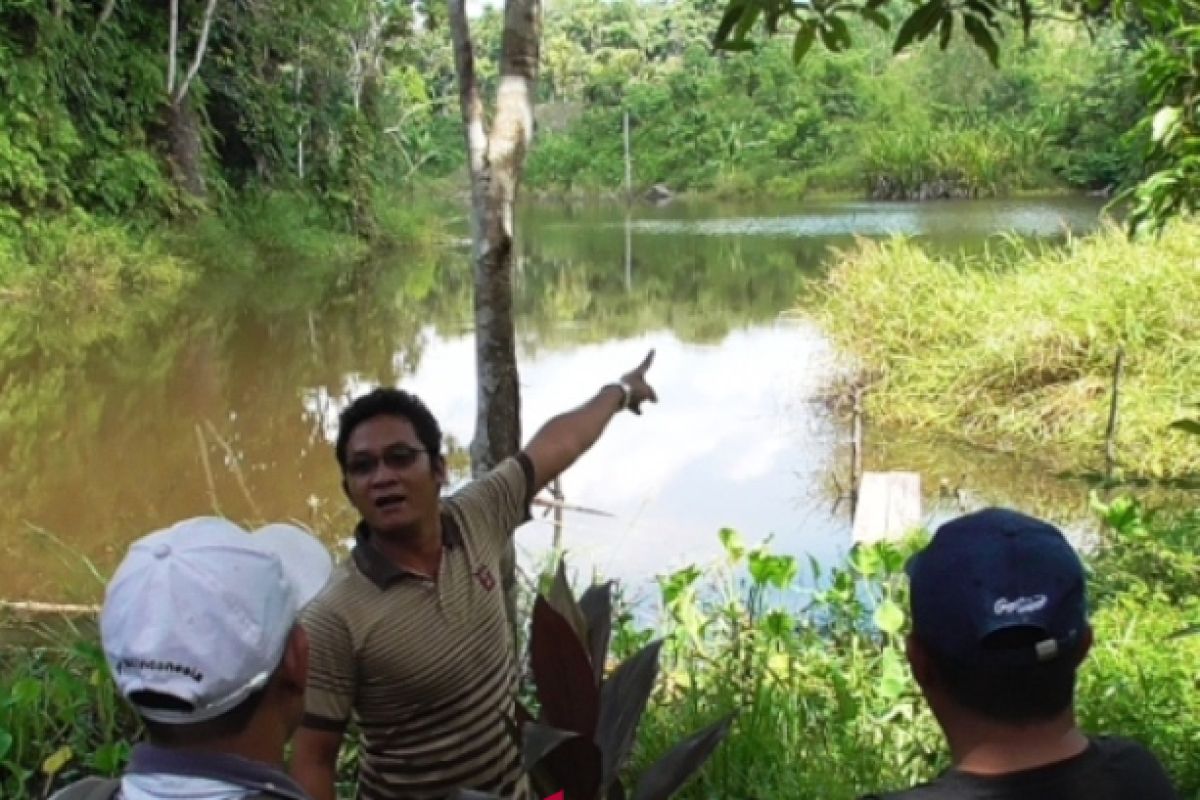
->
[167, 0, 179, 94]
[448, 0, 489, 181]
[98, 0, 118, 26]
[173, 0, 220, 105]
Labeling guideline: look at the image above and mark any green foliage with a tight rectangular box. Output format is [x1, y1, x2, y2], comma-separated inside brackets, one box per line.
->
[0, 0, 458, 228]
[806, 220, 1200, 478]
[2, 504, 1197, 797]
[710, 0, 1200, 233]
[626, 512, 1199, 798]
[527, 0, 1140, 197]
[0, 631, 140, 797]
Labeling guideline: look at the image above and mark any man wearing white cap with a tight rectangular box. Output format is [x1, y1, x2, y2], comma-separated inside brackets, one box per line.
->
[52, 517, 333, 800]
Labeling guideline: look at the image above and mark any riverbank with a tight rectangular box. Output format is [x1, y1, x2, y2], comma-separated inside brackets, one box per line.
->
[805, 220, 1200, 480]
[2, 503, 1196, 797]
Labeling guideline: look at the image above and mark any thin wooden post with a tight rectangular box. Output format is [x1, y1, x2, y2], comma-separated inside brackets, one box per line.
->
[623, 111, 632, 202]
[550, 476, 565, 563]
[624, 212, 632, 292]
[1104, 345, 1125, 481]
[850, 385, 864, 519]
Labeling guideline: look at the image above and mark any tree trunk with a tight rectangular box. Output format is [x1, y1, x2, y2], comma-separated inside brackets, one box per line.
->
[448, 0, 541, 638]
[167, 96, 207, 199]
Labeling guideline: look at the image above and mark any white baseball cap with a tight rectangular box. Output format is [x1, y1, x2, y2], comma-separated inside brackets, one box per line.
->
[101, 517, 333, 724]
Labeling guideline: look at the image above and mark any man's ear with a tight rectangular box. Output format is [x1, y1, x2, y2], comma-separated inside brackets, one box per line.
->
[432, 456, 447, 487]
[1074, 625, 1094, 666]
[906, 634, 935, 689]
[278, 624, 309, 694]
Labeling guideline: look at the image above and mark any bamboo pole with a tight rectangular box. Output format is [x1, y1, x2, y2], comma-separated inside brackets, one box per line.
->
[1104, 345, 1125, 481]
[850, 385, 864, 519]
[623, 110, 632, 202]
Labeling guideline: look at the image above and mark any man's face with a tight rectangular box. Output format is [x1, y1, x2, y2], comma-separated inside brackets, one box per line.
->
[342, 414, 443, 537]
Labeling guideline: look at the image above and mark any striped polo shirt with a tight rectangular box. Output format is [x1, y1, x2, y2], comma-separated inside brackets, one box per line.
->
[301, 456, 534, 800]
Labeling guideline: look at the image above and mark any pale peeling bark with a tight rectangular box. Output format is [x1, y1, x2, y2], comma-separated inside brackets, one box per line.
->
[172, 0, 219, 105]
[449, 0, 541, 477]
[164, 0, 218, 199]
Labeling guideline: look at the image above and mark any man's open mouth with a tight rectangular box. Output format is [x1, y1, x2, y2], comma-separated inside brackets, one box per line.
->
[374, 494, 407, 509]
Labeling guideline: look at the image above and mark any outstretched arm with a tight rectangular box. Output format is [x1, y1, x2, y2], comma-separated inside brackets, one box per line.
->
[523, 350, 657, 494]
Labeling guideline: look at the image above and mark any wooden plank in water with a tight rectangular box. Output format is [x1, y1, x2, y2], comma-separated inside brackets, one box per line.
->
[853, 472, 922, 545]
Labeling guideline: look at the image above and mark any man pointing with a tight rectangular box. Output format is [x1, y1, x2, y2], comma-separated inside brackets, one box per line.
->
[292, 352, 658, 800]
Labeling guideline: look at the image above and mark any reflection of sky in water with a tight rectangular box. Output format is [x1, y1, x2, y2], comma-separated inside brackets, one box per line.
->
[329, 321, 853, 585]
[624, 200, 1098, 239]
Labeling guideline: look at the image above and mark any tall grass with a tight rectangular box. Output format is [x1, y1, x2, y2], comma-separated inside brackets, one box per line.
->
[858, 123, 1050, 198]
[628, 509, 1200, 799]
[806, 221, 1200, 478]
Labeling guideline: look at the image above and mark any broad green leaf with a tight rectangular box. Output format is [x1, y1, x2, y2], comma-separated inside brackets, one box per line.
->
[1152, 107, 1181, 143]
[861, 8, 891, 30]
[893, 0, 944, 54]
[714, 0, 747, 45]
[715, 39, 756, 52]
[718, 527, 746, 561]
[938, 12, 953, 49]
[11, 678, 41, 707]
[0, 729, 11, 761]
[1169, 418, 1200, 435]
[962, 14, 999, 67]
[42, 745, 73, 777]
[874, 600, 906, 635]
[792, 23, 817, 63]
[1167, 624, 1199, 639]
[733, 0, 762, 41]
[826, 16, 852, 50]
[877, 648, 909, 701]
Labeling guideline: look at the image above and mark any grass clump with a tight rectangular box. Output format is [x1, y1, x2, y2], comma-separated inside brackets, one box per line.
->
[627, 509, 1199, 799]
[805, 220, 1200, 479]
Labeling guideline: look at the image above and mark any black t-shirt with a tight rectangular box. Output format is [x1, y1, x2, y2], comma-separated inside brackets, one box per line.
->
[861, 736, 1178, 800]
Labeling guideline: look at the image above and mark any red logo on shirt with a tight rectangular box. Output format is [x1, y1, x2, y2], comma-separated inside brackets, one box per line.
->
[543, 794, 564, 800]
[474, 565, 496, 591]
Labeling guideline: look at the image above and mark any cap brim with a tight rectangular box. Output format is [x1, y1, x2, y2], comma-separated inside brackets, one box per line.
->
[248, 524, 333, 608]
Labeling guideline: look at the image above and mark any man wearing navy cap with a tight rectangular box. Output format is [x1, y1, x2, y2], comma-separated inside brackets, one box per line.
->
[863, 507, 1178, 799]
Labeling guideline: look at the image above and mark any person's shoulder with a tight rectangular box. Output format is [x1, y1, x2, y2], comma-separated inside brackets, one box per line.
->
[1089, 735, 1177, 783]
[1091, 734, 1164, 760]
[301, 562, 371, 623]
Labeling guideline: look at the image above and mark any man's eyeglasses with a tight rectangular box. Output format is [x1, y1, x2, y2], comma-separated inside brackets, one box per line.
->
[344, 445, 429, 478]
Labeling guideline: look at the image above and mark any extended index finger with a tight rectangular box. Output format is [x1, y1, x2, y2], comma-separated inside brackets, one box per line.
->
[636, 348, 655, 375]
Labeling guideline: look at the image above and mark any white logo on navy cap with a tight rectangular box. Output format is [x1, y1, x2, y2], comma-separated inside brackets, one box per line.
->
[993, 595, 1048, 615]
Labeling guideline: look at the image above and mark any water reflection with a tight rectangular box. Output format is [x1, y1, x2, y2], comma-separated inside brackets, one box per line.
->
[0, 197, 1115, 602]
[393, 322, 847, 585]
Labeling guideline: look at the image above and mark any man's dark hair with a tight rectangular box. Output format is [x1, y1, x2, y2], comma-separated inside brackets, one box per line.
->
[132, 689, 266, 746]
[923, 627, 1084, 724]
[335, 388, 443, 471]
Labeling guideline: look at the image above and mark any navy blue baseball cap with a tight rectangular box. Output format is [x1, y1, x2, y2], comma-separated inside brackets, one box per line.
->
[907, 508, 1088, 666]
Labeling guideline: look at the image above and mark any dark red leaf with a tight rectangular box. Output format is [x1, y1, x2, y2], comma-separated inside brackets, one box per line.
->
[579, 581, 614, 684]
[597, 639, 663, 790]
[542, 736, 603, 800]
[531, 596, 601, 736]
[629, 714, 734, 800]
[524, 723, 581, 772]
